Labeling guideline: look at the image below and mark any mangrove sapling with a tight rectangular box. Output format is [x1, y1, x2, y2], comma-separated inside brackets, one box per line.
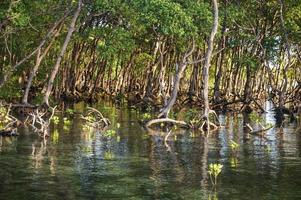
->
[208, 163, 223, 186]
[52, 116, 60, 125]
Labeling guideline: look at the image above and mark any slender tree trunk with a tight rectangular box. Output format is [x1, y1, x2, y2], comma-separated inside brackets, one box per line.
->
[213, 12, 226, 103]
[22, 22, 64, 104]
[276, 0, 291, 124]
[202, 0, 219, 126]
[278, 0, 290, 109]
[43, 0, 82, 106]
[158, 45, 195, 118]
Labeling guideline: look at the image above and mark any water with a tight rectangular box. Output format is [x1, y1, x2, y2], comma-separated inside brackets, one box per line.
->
[0, 101, 301, 200]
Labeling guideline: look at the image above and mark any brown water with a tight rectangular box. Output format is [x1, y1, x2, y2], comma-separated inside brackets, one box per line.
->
[0, 101, 300, 200]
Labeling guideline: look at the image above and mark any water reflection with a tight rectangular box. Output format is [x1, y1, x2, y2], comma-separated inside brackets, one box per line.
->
[0, 102, 300, 199]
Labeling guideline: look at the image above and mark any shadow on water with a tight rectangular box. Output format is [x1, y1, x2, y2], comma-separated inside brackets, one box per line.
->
[0, 101, 301, 199]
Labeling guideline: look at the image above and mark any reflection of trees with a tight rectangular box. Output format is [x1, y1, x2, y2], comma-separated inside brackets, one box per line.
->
[148, 130, 209, 198]
[31, 139, 57, 176]
[200, 137, 209, 188]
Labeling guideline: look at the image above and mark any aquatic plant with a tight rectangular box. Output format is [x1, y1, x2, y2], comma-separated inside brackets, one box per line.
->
[208, 192, 218, 200]
[208, 163, 223, 186]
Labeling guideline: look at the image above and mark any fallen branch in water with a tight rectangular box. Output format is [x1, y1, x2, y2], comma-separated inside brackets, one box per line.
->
[28, 106, 57, 139]
[245, 123, 274, 138]
[146, 118, 189, 128]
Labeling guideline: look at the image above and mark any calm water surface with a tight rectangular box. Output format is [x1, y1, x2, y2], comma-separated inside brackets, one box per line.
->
[0, 101, 301, 200]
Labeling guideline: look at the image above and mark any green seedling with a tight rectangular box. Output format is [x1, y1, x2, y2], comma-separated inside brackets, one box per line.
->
[208, 163, 223, 186]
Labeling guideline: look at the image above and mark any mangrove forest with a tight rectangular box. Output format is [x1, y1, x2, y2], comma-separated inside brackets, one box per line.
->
[0, 0, 301, 199]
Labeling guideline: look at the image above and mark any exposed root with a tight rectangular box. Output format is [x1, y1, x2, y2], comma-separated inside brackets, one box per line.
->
[164, 130, 172, 151]
[81, 107, 111, 129]
[198, 110, 220, 135]
[208, 109, 220, 125]
[199, 120, 218, 134]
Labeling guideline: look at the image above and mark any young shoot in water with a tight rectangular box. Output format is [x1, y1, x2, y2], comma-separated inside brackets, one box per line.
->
[208, 163, 223, 186]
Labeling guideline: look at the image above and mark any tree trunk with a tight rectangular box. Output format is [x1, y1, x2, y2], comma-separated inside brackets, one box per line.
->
[213, 12, 226, 103]
[22, 21, 64, 104]
[276, 0, 291, 124]
[43, 0, 82, 106]
[202, 0, 219, 122]
[158, 45, 195, 118]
